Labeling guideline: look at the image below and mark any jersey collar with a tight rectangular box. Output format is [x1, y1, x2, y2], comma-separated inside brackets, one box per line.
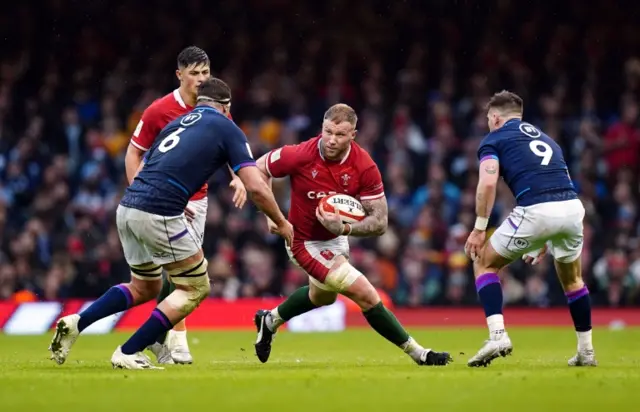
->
[317, 138, 351, 165]
[173, 89, 188, 109]
[195, 106, 221, 114]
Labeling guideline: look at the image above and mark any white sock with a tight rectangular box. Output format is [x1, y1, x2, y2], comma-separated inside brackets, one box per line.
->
[267, 308, 284, 332]
[577, 330, 593, 352]
[487, 314, 506, 340]
[171, 330, 188, 345]
[401, 337, 426, 362]
[167, 330, 189, 350]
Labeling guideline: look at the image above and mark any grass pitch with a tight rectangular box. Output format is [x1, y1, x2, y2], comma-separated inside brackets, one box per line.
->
[0, 328, 638, 412]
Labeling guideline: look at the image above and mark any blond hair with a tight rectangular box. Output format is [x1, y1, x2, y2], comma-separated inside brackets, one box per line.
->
[323, 103, 358, 127]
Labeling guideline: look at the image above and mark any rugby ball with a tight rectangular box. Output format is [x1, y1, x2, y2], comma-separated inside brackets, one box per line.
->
[319, 194, 366, 224]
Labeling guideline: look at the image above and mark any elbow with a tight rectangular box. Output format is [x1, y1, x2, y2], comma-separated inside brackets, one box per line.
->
[124, 147, 134, 165]
[258, 169, 271, 183]
[255, 156, 271, 181]
[125, 145, 143, 166]
[374, 228, 387, 236]
[375, 216, 388, 236]
[479, 179, 497, 192]
[244, 177, 268, 196]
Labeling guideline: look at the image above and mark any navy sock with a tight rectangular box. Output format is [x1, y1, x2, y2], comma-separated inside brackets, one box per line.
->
[566, 286, 592, 332]
[78, 285, 133, 332]
[475, 272, 503, 317]
[122, 309, 173, 355]
[155, 331, 168, 345]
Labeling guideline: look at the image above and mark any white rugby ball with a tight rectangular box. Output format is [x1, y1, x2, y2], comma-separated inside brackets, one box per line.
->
[320, 194, 366, 224]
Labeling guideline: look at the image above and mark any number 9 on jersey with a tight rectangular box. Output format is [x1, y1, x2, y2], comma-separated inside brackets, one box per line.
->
[529, 140, 552, 166]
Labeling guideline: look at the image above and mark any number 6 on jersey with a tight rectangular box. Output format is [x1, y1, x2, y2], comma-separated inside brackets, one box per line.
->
[159, 127, 184, 153]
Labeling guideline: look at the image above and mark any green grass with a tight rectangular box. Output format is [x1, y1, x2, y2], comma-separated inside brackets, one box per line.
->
[0, 328, 638, 412]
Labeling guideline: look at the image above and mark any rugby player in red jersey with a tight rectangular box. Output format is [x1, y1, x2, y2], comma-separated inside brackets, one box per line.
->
[125, 46, 246, 364]
[252, 103, 452, 366]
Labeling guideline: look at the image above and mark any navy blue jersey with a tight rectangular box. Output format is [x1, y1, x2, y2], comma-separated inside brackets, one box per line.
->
[477, 119, 576, 206]
[121, 106, 255, 216]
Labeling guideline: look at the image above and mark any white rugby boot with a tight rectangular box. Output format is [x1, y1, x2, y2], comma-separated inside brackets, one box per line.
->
[168, 330, 193, 364]
[49, 314, 81, 365]
[568, 349, 597, 366]
[147, 342, 175, 365]
[111, 346, 163, 370]
[468, 333, 513, 367]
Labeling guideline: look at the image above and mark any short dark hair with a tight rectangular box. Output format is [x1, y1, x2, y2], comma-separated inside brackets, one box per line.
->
[197, 78, 231, 104]
[177, 46, 209, 69]
[324, 103, 358, 127]
[486, 90, 523, 114]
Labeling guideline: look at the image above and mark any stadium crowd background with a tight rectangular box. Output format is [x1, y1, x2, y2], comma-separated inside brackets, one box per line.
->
[1, 0, 639, 307]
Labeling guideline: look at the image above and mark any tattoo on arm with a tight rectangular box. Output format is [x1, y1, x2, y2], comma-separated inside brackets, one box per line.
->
[349, 197, 389, 237]
[484, 163, 498, 175]
[476, 158, 499, 219]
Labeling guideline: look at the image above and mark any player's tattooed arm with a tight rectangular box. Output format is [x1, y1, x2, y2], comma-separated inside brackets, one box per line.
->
[347, 197, 389, 237]
[475, 158, 500, 223]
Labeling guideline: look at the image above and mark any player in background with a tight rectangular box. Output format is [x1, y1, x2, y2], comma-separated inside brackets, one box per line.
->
[49, 78, 294, 369]
[252, 104, 452, 366]
[464, 91, 595, 367]
[125, 46, 247, 364]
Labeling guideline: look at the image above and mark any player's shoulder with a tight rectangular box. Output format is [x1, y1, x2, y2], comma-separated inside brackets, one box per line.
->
[300, 135, 322, 150]
[146, 90, 187, 115]
[347, 141, 378, 170]
[481, 126, 509, 143]
[147, 91, 176, 110]
[293, 135, 324, 159]
[481, 119, 532, 145]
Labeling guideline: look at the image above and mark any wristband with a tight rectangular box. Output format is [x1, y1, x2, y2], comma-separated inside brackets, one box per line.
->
[474, 217, 488, 231]
[342, 223, 352, 236]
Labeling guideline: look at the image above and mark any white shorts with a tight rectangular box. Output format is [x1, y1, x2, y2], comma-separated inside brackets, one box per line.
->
[490, 198, 585, 263]
[186, 198, 208, 245]
[116, 205, 201, 266]
[286, 237, 350, 292]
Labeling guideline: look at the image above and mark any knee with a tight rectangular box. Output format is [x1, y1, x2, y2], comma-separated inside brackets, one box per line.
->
[473, 260, 493, 278]
[165, 258, 211, 314]
[356, 297, 379, 311]
[356, 288, 380, 311]
[344, 275, 380, 311]
[199, 276, 212, 300]
[473, 253, 501, 277]
[561, 279, 584, 292]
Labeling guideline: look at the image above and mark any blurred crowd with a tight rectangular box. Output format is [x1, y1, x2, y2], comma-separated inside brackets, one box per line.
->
[1, 0, 640, 306]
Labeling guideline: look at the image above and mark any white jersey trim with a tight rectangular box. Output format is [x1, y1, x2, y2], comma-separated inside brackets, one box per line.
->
[130, 140, 149, 152]
[360, 192, 385, 201]
[265, 151, 276, 177]
[173, 89, 187, 109]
